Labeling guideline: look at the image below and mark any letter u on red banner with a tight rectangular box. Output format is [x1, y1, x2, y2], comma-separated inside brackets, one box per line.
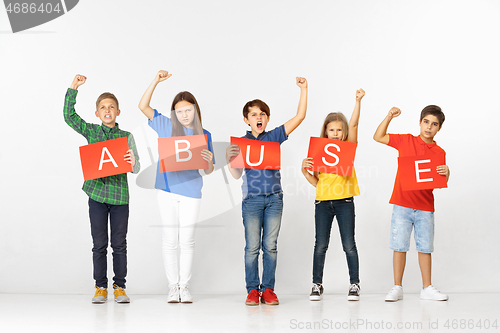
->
[307, 137, 357, 176]
[398, 153, 447, 190]
[158, 135, 208, 172]
[230, 137, 281, 170]
[79, 137, 132, 181]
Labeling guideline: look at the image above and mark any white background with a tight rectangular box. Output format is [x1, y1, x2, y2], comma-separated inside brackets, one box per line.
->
[0, 0, 499, 296]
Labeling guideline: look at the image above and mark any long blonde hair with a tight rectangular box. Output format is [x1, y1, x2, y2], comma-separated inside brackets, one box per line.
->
[320, 112, 349, 141]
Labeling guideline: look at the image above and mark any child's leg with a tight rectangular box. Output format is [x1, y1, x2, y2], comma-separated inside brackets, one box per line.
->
[157, 190, 180, 287]
[418, 252, 432, 288]
[177, 195, 201, 288]
[312, 200, 335, 284]
[242, 195, 265, 293]
[390, 205, 414, 286]
[393, 251, 407, 286]
[88, 198, 110, 288]
[109, 203, 129, 288]
[334, 198, 359, 284]
[414, 209, 434, 288]
[261, 192, 283, 291]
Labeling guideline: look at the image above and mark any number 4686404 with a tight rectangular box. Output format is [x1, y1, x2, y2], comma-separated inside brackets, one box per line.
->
[444, 319, 498, 330]
[6, 2, 62, 14]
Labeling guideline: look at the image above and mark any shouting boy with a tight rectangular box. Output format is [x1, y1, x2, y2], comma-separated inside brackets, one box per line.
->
[64, 75, 140, 303]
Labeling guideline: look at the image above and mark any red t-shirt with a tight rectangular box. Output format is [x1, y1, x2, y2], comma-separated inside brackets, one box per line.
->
[388, 134, 446, 212]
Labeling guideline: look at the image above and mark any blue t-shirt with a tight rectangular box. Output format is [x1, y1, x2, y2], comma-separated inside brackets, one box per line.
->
[241, 125, 288, 198]
[149, 109, 214, 199]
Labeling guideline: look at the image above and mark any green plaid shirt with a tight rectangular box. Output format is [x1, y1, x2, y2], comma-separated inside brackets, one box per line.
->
[63, 88, 140, 205]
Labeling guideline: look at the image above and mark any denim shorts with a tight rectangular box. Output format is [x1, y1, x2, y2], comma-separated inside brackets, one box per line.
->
[390, 204, 434, 253]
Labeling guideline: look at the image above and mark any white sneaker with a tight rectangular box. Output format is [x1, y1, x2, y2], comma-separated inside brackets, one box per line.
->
[167, 285, 180, 303]
[385, 285, 403, 302]
[180, 286, 193, 303]
[420, 285, 448, 301]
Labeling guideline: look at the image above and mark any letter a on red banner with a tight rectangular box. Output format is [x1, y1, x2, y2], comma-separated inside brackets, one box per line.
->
[230, 137, 281, 170]
[398, 153, 447, 190]
[307, 137, 357, 176]
[79, 137, 132, 181]
[158, 135, 208, 172]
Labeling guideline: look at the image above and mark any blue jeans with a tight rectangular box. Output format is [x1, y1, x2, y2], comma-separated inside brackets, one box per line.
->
[242, 192, 283, 293]
[88, 198, 129, 288]
[313, 198, 359, 284]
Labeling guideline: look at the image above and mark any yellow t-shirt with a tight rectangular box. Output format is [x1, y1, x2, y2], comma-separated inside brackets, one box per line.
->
[315, 168, 360, 200]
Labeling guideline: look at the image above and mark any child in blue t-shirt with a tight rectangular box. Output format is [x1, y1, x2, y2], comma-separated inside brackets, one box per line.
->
[139, 70, 215, 303]
[226, 77, 308, 306]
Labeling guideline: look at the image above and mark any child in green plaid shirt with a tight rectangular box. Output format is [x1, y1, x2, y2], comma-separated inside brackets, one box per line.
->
[64, 74, 140, 303]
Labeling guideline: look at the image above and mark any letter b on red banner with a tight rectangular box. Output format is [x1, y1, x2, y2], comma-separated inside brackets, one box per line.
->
[79, 137, 132, 181]
[230, 137, 281, 170]
[158, 135, 208, 172]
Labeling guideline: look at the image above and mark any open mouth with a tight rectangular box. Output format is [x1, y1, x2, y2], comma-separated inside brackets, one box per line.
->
[104, 115, 111, 119]
[257, 121, 262, 129]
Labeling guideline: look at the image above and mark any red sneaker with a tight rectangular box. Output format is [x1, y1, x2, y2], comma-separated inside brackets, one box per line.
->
[245, 289, 260, 306]
[261, 288, 279, 305]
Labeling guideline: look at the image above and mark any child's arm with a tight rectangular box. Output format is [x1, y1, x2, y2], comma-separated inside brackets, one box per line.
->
[125, 134, 141, 174]
[301, 157, 318, 187]
[201, 149, 214, 175]
[284, 77, 308, 136]
[437, 165, 450, 182]
[373, 107, 401, 145]
[138, 70, 172, 121]
[226, 144, 243, 179]
[348, 89, 365, 143]
[64, 74, 91, 137]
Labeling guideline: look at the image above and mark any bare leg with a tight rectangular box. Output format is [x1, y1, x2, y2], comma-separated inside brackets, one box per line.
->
[393, 251, 406, 286]
[418, 252, 432, 288]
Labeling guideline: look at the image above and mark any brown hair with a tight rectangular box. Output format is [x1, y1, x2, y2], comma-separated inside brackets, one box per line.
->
[420, 105, 445, 128]
[320, 112, 349, 141]
[171, 91, 203, 137]
[243, 99, 271, 119]
[96, 92, 119, 110]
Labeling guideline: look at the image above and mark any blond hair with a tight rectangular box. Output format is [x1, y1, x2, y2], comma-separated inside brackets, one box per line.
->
[320, 112, 349, 141]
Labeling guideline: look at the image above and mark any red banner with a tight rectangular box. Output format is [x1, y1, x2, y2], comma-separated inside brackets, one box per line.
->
[306, 137, 357, 176]
[398, 153, 447, 190]
[158, 135, 208, 172]
[79, 137, 132, 181]
[230, 137, 281, 170]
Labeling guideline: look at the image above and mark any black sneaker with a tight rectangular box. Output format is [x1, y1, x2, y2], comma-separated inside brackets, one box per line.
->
[309, 283, 323, 301]
[347, 283, 360, 301]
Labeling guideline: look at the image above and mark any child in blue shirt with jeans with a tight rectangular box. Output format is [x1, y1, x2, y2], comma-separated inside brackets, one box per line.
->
[226, 77, 308, 305]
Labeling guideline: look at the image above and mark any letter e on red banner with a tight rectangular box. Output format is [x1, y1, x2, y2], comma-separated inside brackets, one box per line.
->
[398, 153, 447, 190]
[79, 137, 132, 181]
[230, 137, 281, 170]
[158, 135, 208, 172]
[307, 137, 357, 176]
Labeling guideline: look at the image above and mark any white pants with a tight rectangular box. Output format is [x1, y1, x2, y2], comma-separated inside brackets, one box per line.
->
[157, 190, 201, 288]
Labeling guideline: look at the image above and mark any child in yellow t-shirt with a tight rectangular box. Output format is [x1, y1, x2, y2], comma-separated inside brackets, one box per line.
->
[301, 89, 365, 302]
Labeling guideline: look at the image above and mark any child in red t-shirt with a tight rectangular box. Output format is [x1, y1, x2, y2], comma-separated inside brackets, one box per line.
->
[374, 105, 450, 302]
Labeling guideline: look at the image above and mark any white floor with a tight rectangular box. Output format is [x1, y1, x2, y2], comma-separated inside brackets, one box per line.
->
[0, 293, 498, 333]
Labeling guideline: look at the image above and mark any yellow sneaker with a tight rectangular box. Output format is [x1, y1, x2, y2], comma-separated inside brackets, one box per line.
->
[92, 286, 107, 304]
[113, 284, 130, 303]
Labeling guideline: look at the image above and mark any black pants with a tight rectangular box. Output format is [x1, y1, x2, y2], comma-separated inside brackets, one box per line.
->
[88, 198, 129, 288]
